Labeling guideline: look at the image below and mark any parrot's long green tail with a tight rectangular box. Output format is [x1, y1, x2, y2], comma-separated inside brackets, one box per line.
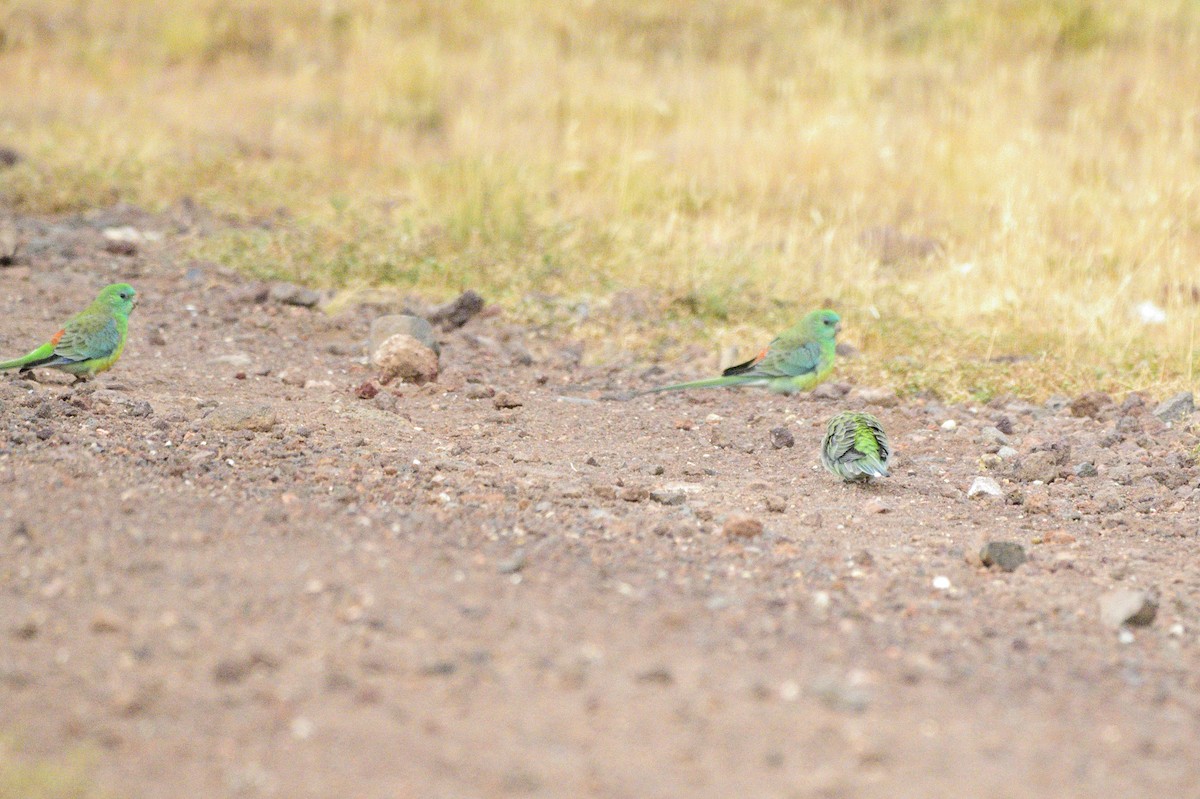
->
[0, 355, 39, 371]
[639, 374, 765, 394]
[0, 343, 55, 372]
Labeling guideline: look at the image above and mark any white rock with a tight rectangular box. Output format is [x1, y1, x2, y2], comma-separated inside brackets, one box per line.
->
[940, 419, 957, 431]
[967, 476, 1003, 499]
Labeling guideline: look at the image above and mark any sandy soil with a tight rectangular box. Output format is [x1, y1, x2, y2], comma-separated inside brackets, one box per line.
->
[2, 206, 1199, 799]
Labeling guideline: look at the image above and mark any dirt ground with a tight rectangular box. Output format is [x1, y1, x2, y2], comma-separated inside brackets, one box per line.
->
[2, 206, 1199, 799]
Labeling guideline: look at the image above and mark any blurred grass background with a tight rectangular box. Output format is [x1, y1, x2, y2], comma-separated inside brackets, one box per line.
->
[3, 0, 1200, 399]
[0, 736, 104, 799]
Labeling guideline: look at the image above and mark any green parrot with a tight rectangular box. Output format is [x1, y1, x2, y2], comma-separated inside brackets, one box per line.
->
[641, 309, 841, 395]
[0, 283, 137, 381]
[821, 410, 891, 482]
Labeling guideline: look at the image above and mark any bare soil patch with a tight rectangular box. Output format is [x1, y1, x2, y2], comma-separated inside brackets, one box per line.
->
[2, 208, 1199, 798]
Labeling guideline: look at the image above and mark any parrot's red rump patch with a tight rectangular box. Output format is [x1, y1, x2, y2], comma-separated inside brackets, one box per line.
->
[50, 329, 65, 345]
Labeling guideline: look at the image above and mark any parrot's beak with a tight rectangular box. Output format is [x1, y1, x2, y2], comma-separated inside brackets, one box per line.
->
[835, 322, 842, 334]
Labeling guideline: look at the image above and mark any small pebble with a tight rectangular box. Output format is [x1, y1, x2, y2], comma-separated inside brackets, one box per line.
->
[493, 392, 523, 409]
[722, 515, 764, 539]
[769, 426, 794, 449]
[862, 498, 891, 515]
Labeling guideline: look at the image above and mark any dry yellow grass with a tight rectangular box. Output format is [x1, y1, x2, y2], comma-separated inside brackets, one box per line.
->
[0, 737, 104, 799]
[3, 0, 1200, 399]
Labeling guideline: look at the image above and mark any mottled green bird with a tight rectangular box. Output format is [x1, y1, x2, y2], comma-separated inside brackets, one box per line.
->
[641, 309, 841, 396]
[0, 283, 137, 381]
[821, 411, 891, 482]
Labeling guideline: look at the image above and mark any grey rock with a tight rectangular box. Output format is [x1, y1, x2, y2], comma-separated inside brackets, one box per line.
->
[1074, 462, 1098, 478]
[811, 382, 851, 400]
[1044, 395, 1070, 413]
[979, 541, 1027, 572]
[649, 489, 686, 506]
[996, 446, 1019, 460]
[464, 384, 495, 400]
[980, 426, 1009, 446]
[857, 387, 898, 407]
[204, 404, 277, 432]
[1099, 589, 1158, 628]
[1012, 450, 1065, 483]
[1152, 391, 1194, 424]
[370, 314, 439, 356]
[268, 282, 321, 308]
[497, 549, 526, 574]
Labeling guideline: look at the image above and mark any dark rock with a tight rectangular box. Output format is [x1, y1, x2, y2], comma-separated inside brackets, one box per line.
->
[427, 290, 485, 329]
[769, 426, 794, 449]
[0, 147, 21, 168]
[1074, 462, 1098, 478]
[1070, 391, 1113, 419]
[635, 667, 674, 685]
[1153, 391, 1194, 424]
[355, 381, 379, 400]
[979, 541, 1027, 572]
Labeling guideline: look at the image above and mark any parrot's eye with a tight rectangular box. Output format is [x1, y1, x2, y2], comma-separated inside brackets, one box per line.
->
[120, 293, 128, 299]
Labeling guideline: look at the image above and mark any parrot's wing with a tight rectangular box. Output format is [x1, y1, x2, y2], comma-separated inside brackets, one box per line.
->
[722, 342, 773, 376]
[54, 314, 119, 363]
[755, 340, 821, 378]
